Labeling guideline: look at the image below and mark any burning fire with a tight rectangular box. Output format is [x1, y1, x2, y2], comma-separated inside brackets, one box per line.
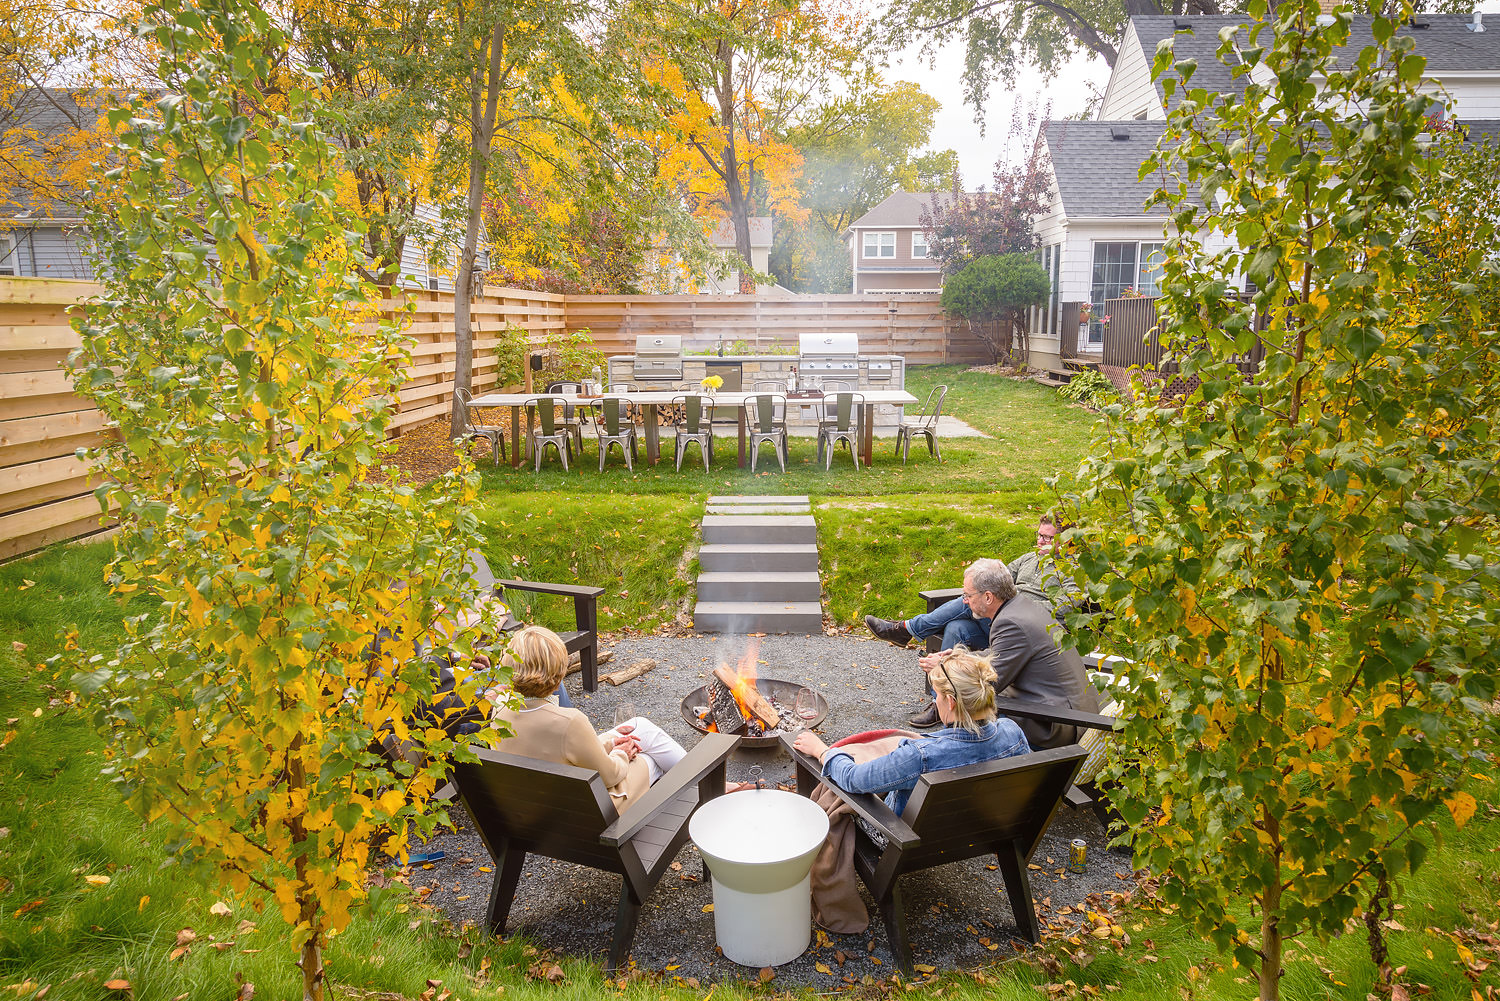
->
[727, 638, 761, 721]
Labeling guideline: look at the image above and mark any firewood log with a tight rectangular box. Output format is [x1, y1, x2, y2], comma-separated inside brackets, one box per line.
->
[711, 665, 780, 727]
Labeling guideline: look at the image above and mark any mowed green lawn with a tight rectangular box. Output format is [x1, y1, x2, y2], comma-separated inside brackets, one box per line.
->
[1, 365, 1496, 1000]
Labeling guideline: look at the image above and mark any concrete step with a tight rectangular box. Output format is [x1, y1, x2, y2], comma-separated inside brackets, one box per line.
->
[707, 495, 810, 505]
[696, 571, 822, 602]
[702, 514, 816, 545]
[699, 543, 820, 572]
[705, 504, 810, 515]
[693, 600, 824, 634]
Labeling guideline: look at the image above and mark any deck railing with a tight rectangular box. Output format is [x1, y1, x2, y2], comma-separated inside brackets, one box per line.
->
[1100, 295, 1266, 376]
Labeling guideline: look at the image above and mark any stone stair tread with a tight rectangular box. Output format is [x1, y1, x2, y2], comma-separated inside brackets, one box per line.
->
[702, 514, 815, 525]
[694, 600, 823, 612]
[705, 505, 810, 515]
[699, 543, 818, 552]
[697, 571, 821, 582]
[706, 495, 810, 504]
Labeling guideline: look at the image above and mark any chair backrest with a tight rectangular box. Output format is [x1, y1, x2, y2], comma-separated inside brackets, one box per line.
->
[754, 380, 785, 393]
[896, 744, 1086, 872]
[454, 388, 478, 431]
[595, 396, 630, 436]
[828, 392, 861, 432]
[745, 393, 785, 433]
[529, 396, 560, 435]
[918, 385, 948, 429]
[672, 394, 709, 433]
[453, 747, 624, 872]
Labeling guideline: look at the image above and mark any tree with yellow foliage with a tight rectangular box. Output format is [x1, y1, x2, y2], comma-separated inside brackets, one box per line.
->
[66, 3, 498, 999]
[1065, 4, 1500, 999]
[639, 0, 861, 290]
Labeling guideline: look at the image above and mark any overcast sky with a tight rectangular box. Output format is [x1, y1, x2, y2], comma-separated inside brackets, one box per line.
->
[885, 0, 1500, 188]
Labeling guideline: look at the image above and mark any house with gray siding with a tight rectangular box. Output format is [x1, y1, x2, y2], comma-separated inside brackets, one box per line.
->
[1026, 11, 1500, 372]
[843, 190, 953, 294]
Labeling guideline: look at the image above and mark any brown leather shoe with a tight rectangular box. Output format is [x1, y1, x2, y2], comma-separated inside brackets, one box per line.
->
[907, 700, 942, 729]
[864, 614, 912, 648]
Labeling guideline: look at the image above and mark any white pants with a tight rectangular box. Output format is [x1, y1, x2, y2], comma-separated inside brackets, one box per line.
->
[603, 717, 686, 785]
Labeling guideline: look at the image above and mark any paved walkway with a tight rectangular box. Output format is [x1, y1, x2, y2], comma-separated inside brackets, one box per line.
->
[414, 634, 1130, 987]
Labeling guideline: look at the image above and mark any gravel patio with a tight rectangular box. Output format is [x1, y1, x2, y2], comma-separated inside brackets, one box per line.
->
[408, 633, 1134, 988]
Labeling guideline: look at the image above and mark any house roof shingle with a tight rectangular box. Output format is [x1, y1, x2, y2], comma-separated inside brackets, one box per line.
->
[1044, 121, 1173, 220]
[1136, 13, 1500, 110]
[847, 190, 958, 229]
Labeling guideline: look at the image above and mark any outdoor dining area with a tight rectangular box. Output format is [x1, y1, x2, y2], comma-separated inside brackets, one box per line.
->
[461, 384, 947, 473]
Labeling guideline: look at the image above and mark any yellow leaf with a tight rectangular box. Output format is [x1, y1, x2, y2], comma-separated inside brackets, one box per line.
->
[815, 962, 833, 975]
[138, 895, 150, 912]
[914, 963, 937, 973]
[85, 874, 110, 886]
[702, 904, 714, 913]
[1446, 791, 1478, 829]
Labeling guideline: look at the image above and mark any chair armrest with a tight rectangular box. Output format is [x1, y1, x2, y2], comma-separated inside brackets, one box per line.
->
[779, 733, 919, 850]
[994, 696, 1118, 733]
[919, 587, 962, 612]
[600, 732, 739, 847]
[495, 579, 605, 600]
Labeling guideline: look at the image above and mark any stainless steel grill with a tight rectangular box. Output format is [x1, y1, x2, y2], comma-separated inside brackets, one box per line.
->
[797, 332, 859, 376]
[632, 334, 683, 383]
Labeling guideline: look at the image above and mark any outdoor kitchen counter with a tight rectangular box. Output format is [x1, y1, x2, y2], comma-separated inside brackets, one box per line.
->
[469, 390, 918, 469]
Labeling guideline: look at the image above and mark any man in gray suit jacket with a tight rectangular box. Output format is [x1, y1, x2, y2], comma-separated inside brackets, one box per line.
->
[914, 558, 1099, 749]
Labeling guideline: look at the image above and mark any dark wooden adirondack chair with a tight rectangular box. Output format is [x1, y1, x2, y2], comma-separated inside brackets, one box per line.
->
[783, 734, 1086, 973]
[466, 550, 604, 691]
[454, 732, 738, 972]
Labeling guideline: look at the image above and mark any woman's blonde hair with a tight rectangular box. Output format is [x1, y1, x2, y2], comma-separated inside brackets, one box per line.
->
[503, 625, 568, 698]
[929, 648, 999, 733]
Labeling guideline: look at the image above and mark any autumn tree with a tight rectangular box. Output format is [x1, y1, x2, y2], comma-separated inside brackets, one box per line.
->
[425, 0, 679, 437]
[921, 101, 1051, 276]
[773, 76, 957, 292]
[66, 3, 497, 999]
[642, 0, 862, 290]
[1063, 4, 1500, 999]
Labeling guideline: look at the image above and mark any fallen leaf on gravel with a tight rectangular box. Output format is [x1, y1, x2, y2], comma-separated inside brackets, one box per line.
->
[758, 967, 775, 982]
[702, 904, 714, 913]
[913, 963, 936, 974]
[815, 963, 833, 975]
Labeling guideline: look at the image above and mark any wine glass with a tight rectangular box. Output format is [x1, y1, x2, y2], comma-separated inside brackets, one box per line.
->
[613, 702, 636, 730]
[792, 688, 817, 729]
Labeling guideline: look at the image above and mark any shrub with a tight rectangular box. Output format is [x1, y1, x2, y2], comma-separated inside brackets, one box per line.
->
[940, 253, 1049, 365]
[1057, 369, 1118, 409]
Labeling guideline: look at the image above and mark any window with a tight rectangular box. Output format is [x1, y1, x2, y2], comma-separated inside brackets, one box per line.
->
[1029, 244, 1063, 338]
[862, 231, 895, 258]
[911, 231, 929, 259]
[1090, 240, 1164, 344]
[0, 232, 14, 276]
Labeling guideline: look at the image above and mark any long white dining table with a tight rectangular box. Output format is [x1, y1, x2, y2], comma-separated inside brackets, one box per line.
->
[467, 389, 918, 469]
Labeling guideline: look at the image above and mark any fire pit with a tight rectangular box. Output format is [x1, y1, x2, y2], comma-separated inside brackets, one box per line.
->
[679, 640, 829, 749]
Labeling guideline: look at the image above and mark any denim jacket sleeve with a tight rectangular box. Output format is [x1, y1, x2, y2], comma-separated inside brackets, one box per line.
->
[821, 739, 925, 796]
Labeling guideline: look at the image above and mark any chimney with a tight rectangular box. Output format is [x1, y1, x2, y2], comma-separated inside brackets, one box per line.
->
[1468, 11, 1485, 32]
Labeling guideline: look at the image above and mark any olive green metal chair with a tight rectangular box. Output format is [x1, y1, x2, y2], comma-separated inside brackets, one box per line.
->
[816, 391, 863, 471]
[670, 394, 714, 471]
[744, 393, 788, 473]
[591, 396, 639, 472]
[526, 396, 573, 472]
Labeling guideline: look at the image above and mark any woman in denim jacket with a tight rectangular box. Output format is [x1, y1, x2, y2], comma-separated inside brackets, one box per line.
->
[791, 649, 1030, 816]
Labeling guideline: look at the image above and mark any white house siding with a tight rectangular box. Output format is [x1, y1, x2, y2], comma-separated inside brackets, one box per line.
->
[1097, 24, 1163, 121]
[1442, 77, 1500, 118]
[5, 225, 92, 279]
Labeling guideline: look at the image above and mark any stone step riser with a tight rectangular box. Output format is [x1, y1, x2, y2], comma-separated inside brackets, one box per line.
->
[692, 601, 823, 635]
[699, 547, 819, 573]
[702, 525, 817, 545]
[696, 575, 822, 602]
[705, 505, 810, 516]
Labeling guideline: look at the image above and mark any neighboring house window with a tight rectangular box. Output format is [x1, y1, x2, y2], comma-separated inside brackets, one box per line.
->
[1090, 240, 1165, 344]
[863, 232, 895, 258]
[0, 232, 15, 276]
[911, 231, 929, 259]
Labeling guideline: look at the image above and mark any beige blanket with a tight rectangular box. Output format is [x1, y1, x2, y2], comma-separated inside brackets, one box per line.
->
[807, 732, 918, 934]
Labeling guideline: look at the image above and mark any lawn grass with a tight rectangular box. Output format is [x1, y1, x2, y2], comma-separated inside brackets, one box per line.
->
[3, 366, 1497, 1000]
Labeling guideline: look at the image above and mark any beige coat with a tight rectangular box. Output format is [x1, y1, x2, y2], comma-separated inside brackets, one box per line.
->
[493, 698, 652, 813]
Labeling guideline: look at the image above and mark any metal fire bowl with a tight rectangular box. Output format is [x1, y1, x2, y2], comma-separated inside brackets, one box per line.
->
[680, 678, 829, 749]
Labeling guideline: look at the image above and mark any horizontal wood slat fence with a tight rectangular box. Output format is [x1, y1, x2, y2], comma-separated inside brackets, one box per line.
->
[0, 279, 977, 559]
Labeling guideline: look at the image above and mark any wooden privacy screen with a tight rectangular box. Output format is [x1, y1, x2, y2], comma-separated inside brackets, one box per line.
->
[0, 279, 977, 559]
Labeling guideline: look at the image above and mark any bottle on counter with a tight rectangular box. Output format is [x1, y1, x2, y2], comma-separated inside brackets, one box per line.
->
[786, 366, 798, 393]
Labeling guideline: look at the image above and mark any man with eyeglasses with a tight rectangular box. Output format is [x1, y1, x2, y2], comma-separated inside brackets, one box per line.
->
[864, 514, 1067, 653]
[906, 558, 1098, 743]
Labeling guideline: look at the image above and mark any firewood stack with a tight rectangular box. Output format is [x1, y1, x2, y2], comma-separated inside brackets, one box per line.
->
[705, 676, 749, 735]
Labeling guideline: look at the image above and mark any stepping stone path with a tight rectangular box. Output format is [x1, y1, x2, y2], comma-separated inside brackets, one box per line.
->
[693, 495, 823, 634]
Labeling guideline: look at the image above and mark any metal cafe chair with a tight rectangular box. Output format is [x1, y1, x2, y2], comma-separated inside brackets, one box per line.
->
[670, 393, 714, 472]
[545, 381, 588, 451]
[591, 396, 639, 472]
[815, 379, 856, 432]
[817, 391, 864, 471]
[744, 392, 788, 473]
[525, 396, 574, 472]
[454, 388, 507, 466]
[896, 384, 948, 464]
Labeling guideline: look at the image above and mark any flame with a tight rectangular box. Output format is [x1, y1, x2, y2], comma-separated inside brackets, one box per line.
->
[727, 638, 761, 721]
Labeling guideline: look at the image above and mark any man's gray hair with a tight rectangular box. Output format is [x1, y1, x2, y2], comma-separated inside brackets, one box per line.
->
[967, 558, 1016, 602]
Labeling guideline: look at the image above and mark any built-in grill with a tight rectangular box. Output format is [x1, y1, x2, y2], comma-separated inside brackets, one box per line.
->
[632, 334, 684, 384]
[797, 332, 860, 376]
